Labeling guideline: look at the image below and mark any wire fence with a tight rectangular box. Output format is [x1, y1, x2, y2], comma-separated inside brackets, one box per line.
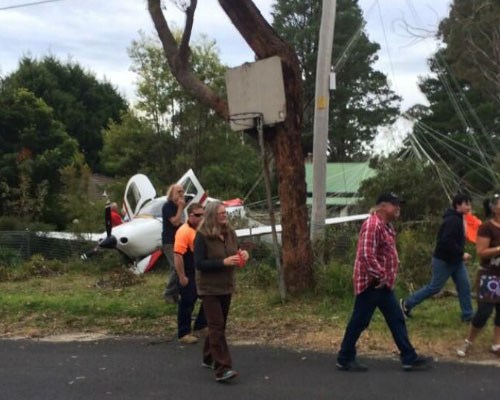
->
[0, 231, 94, 264]
[0, 223, 363, 269]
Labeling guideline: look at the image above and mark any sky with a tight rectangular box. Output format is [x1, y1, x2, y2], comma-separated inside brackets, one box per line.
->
[0, 0, 451, 113]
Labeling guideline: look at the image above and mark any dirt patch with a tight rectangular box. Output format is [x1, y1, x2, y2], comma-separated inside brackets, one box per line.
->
[1, 320, 499, 367]
[228, 319, 500, 366]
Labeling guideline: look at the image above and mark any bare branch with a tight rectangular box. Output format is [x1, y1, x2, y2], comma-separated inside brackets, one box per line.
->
[147, 0, 228, 120]
[179, 0, 197, 63]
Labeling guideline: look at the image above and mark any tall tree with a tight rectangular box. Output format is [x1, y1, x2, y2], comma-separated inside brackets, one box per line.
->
[405, 0, 500, 196]
[147, 0, 313, 293]
[410, 49, 500, 195]
[272, 0, 401, 160]
[103, 33, 264, 200]
[2, 56, 128, 171]
[0, 87, 79, 225]
[439, 0, 500, 103]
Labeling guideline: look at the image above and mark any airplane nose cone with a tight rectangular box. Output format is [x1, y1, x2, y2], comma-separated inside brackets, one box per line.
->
[99, 235, 117, 249]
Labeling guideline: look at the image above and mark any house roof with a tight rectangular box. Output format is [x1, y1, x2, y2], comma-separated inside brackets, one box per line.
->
[305, 162, 376, 206]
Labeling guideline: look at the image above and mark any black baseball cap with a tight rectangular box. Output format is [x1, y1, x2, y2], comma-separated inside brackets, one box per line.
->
[376, 192, 405, 206]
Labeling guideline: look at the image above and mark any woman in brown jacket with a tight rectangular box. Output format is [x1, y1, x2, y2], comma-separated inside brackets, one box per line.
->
[194, 201, 249, 382]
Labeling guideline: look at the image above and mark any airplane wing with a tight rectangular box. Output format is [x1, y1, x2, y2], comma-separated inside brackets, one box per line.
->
[235, 213, 369, 238]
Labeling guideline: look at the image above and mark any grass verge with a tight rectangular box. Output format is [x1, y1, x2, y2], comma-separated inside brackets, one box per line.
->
[0, 259, 498, 364]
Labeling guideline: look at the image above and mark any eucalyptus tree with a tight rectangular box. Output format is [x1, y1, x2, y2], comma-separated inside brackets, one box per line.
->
[405, 0, 500, 196]
[272, 0, 401, 160]
[147, 0, 313, 293]
[118, 33, 263, 199]
[439, 0, 500, 103]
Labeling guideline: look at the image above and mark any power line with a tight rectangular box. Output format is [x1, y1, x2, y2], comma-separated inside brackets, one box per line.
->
[0, 0, 63, 11]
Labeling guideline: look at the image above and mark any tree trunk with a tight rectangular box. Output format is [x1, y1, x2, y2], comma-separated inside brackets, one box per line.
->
[148, 0, 314, 293]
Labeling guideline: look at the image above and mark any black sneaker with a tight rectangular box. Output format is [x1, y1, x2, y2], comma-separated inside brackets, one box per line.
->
[400, 299, 412, 319]
[402, 355, 433, 371]
[336, 360, 368, 372]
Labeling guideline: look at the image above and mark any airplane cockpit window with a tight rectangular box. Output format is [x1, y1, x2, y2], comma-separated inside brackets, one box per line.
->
[138, 198, 166, 218]
[126, 183, 140, 215]
[180, 178, 199, 206]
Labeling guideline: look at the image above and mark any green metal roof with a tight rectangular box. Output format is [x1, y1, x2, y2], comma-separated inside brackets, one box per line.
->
[305, 162, 376, 206]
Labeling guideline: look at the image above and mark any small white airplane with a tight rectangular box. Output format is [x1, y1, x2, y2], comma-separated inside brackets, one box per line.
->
[78, 169, 369, 275]
[83, 169, 247, 274]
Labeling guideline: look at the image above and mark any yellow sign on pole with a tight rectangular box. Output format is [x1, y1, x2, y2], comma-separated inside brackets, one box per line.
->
[317, 96, 328, 110]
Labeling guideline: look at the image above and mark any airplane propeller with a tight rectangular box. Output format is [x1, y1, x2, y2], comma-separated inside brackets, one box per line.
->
[105, 204, 112, 237]
[99, 204, 118, 249]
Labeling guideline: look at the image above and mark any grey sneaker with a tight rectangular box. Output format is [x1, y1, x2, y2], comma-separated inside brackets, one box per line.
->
[403, 355, 433, 371]
[457, 339, 472, 357]
[400, 299, 412, 319]
[201, 361, 215, 369]
[215, 370, 238, 382]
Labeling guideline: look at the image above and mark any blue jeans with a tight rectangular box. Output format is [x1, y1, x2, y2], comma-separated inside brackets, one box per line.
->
[337, 286, 418, 365]
[405, 257, 473, 321]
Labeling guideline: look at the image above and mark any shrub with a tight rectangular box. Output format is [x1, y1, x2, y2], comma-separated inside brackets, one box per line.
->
[239, 263, 277, 289]
[314, 261, 353, 299]
[0, 246, 23, 268]
[15, 254, 67, 280]
[398, 221, 439, 291]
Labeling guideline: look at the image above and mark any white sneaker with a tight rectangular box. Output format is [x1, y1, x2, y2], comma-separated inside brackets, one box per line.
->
[457, 339, 472, 357]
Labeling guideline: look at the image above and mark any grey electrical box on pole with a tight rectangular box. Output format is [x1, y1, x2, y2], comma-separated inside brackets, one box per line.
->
[311, 0, 337, 246]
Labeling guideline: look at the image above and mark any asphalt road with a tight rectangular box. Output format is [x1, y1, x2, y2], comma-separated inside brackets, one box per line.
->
[0, 337, 498, 400]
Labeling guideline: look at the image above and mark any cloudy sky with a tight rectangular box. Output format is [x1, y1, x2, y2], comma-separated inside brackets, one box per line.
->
[0, 0, 451, 111]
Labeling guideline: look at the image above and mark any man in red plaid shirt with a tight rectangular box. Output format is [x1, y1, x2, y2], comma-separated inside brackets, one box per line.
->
[336, 192, 433, 372]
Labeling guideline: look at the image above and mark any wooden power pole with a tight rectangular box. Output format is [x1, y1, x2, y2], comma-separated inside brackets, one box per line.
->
[310, 0, 337, 251]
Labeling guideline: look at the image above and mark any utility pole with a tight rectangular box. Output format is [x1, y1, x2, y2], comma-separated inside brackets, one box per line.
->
[310, 0, 337, 252]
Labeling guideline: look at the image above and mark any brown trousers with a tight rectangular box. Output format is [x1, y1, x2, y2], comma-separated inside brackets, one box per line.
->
[201, 294, 232, 377]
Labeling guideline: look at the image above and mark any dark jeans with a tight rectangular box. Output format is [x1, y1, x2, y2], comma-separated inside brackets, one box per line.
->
[177, 275, 207, 338]
[201, 294, 232, 377]
[337, 286, 418, 365]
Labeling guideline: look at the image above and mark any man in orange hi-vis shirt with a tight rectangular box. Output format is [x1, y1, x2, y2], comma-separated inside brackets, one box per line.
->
[174, 202, 207, 344]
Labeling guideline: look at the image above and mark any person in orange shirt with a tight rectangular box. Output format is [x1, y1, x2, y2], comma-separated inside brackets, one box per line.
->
[174, 202, 207, 344]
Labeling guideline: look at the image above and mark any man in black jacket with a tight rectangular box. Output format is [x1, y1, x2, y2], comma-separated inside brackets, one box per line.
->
[401, 193, 474, 322]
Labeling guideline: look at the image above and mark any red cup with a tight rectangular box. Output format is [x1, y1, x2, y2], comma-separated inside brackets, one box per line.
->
[237, 249, 246, 268]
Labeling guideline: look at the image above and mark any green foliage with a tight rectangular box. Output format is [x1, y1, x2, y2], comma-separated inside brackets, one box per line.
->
[59, 152, 108, 232]
[2, 56, 128, 171]
[322, 223, 361, 265]
[358, 158, 449, 220]
[314, 261, 353, 299]
[99, 32, 264, 201]
[439, 0, 500, 101]
[0, 87, 79, 226]
[397, 223, 438, 291]
[239, 263, 277, 289]
[0, 216, 55, 231]
[409, 49, 500, 195]
[0, 216, 26, 231]
[13, 254, 67, 281]
[272, 0, 401, 159]
[0, 246, 23, 268]
[406, 0, 500, 196]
